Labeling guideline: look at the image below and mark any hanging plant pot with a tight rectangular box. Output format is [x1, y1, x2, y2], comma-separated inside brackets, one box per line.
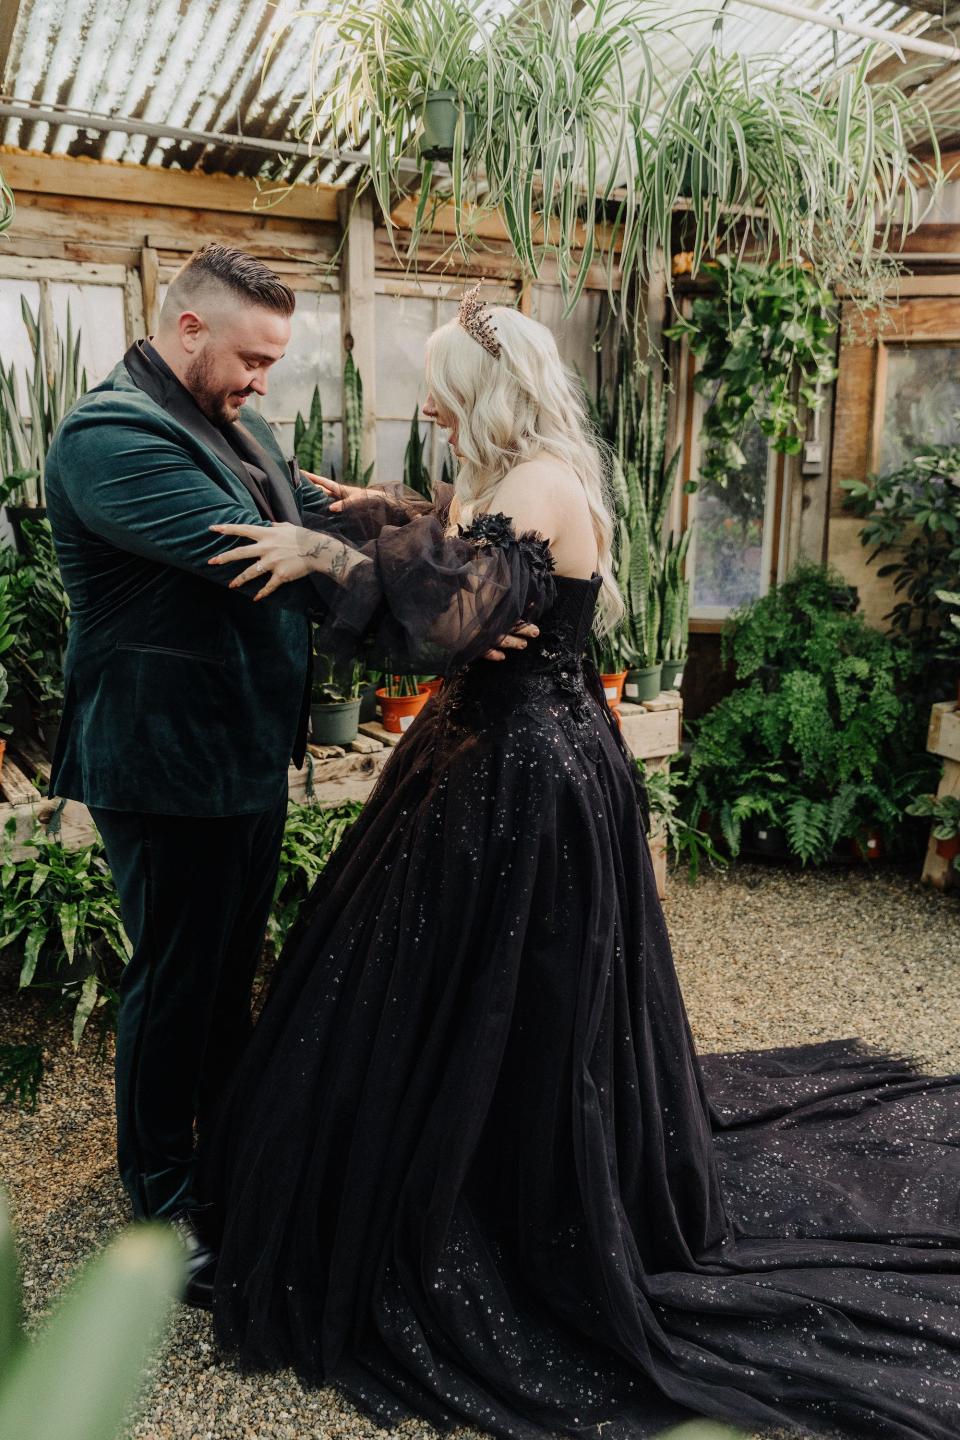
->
[311, 699, 361, 748]
[660, 659, 685, 692]
[377, 685, 431, 735]
[419, 91, 475, 162]
[625, 664, 662, 704]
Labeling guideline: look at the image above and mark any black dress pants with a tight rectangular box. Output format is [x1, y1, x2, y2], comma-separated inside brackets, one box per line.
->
[90, 788, 288, 1220]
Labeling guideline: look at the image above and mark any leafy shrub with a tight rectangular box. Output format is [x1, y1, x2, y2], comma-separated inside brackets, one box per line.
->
[841, 444, 960, 688]
[684, 564, 938, 863]
[0, 819, 131, 1046]
[268, 801, 361, 952]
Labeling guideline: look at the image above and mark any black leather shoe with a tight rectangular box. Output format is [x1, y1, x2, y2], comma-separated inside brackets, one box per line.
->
[170, 1208, 218, 1310]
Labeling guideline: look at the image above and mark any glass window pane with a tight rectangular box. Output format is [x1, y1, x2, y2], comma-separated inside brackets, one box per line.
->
[375, 294, 435, 418]
[0, 278, 42, 405]
[877, 343, 960, 474]
[531, 286, 604, 390]
[377, 418, 433, 487]
[274, 419, 344, 481]
[690, 422, 772, 616]
[256, 289, 341, 424]
[49, 282, 127, 389]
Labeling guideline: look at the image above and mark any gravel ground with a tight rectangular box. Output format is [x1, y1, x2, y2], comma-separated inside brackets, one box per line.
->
[1, 857, 957, 1440]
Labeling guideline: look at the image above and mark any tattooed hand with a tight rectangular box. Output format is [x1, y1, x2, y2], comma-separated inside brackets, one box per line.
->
[208, 521, 361, 600]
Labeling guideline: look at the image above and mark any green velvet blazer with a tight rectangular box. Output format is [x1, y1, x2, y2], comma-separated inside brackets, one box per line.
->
[45, 341, 333, 816]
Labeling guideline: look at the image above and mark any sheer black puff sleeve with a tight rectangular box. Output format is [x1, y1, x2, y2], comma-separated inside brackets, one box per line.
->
[301, 481, 454, 543]
[309, 510, 556, 677]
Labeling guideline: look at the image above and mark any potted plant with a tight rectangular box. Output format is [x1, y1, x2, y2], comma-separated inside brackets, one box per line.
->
[293, 385, 325, 473]
[376, 673, 433, 734]
[311, 655, 364, 748]
[906, 792, 960, 870]
[659, 529, 691, 692]
[683, 564, 940, 866]
[589, 632, 629, 711]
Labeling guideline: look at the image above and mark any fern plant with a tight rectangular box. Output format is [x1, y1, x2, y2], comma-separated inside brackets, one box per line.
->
[683, 564, 939, 864]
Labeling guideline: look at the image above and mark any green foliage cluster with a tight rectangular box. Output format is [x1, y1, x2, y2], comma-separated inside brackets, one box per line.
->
[0, 505, 70, 740]
[666, 257, 838, 492]
[267, 801, 362, 953]
[343, 346, 374, 487]
[293, 385, 325, 474]
[841, 444, 960, 680]
[0, 300, 87, 508]
[0, 819, 131, 1047]
[684, 565, 937, 864]
[905, 792, 960, 876]
[638, 756, 725, 883]
[0, 1188, 182, 1440]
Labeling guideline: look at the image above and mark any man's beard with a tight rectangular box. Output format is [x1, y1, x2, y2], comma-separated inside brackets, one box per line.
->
[184, 352, 247, 425]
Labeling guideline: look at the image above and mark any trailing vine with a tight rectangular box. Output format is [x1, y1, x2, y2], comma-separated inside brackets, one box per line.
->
[666, 256, 838, 491]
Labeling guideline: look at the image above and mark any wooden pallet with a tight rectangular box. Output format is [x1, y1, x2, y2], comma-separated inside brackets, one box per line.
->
[921, 701, 960, 890]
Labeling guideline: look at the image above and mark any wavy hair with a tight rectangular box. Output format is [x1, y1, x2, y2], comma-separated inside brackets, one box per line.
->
[425, 306, 623, 634]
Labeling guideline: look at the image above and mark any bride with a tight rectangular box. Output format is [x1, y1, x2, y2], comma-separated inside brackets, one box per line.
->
[201, 287, 960, 1440]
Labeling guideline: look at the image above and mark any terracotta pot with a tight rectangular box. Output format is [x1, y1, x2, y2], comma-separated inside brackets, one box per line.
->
[935, 833, 960, 862]
[421, 677, 443, 696]
[599, 670, 628, 708]
[0, 737, 5, 772]
[377, 686, 431, 735]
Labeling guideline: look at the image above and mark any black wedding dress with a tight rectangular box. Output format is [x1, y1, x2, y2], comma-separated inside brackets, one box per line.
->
[201, 492, 960, 1440]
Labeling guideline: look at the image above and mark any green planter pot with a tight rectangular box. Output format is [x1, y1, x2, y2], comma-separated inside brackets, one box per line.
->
[660, 658, 685, 692]
[420, 90, 475, 161]
[624, 663, 662, 703]
[310, 699, 360, 748]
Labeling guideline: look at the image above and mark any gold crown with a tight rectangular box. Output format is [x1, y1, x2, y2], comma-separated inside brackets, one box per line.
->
[457, 282, 501, 359]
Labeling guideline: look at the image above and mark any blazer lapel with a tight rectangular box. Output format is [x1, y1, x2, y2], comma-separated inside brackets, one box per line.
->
[229, 421, 302, 525]
[122, 341, 274, 521]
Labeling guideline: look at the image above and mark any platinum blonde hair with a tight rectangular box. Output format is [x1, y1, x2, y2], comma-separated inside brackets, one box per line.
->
[425, 306, 624, 635]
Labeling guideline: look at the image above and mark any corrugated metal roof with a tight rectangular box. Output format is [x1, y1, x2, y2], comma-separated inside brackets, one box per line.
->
[1, 0, 958, 186]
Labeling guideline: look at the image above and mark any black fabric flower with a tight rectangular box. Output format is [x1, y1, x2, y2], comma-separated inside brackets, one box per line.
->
[459, 512, 556, 580]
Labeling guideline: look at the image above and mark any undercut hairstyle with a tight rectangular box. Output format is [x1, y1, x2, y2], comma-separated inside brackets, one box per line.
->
[163, 243, 296, 320]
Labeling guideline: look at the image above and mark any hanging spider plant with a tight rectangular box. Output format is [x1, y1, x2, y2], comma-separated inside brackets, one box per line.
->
[626, 46, 942, 314]
[0, 299, 87, 507]
[0, 169, 14, 235]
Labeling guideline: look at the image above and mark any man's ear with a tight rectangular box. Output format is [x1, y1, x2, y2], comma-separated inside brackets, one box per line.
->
[178, 310, 205, 353]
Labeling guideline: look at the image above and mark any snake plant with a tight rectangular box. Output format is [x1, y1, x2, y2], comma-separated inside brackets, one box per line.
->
[342, 344, 373, 487]
[0, 300, 87, 507]
[293, 385, 325, 474]
[0, 170, 13, 236]
[403, 403, 431, 498]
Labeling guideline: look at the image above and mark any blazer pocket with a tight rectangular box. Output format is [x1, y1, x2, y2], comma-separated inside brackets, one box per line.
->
[115, 641, 226, 668]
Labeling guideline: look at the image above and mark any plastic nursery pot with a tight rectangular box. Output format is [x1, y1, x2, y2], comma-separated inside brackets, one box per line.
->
[743, 820, 791, 859]
[599, 670, 629, 708]
[624, 664, 662, 704]
[376, 687, 431, 735]
[850, 829, 883, 863]
[310, 699, 361, 748]
[420, 90, 476, 162]
[935, 833, 960, 863]
[659, 659, 685, 692]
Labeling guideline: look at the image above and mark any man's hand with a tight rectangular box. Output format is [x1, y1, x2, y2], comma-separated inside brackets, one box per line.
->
[302, 471, 386, 513]
[483, 622, 539, 662]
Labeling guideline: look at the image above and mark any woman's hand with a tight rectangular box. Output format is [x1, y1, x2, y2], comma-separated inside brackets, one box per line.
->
[301, 471, 386, 514]
[208, 521, 356, 601]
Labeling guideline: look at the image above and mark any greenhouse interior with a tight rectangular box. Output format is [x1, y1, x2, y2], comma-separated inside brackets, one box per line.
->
[1, 1, 960, 1438]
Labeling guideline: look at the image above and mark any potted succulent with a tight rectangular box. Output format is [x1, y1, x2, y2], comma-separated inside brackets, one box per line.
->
[311, 655, 364, 748]
[377, 673, 433, 734]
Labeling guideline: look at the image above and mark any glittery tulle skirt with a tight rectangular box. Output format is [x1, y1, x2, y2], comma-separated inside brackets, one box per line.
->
[200, 682, 960, 1440]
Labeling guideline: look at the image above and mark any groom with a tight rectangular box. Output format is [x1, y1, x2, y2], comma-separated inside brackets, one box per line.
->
[44, 244, 337, 1301]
